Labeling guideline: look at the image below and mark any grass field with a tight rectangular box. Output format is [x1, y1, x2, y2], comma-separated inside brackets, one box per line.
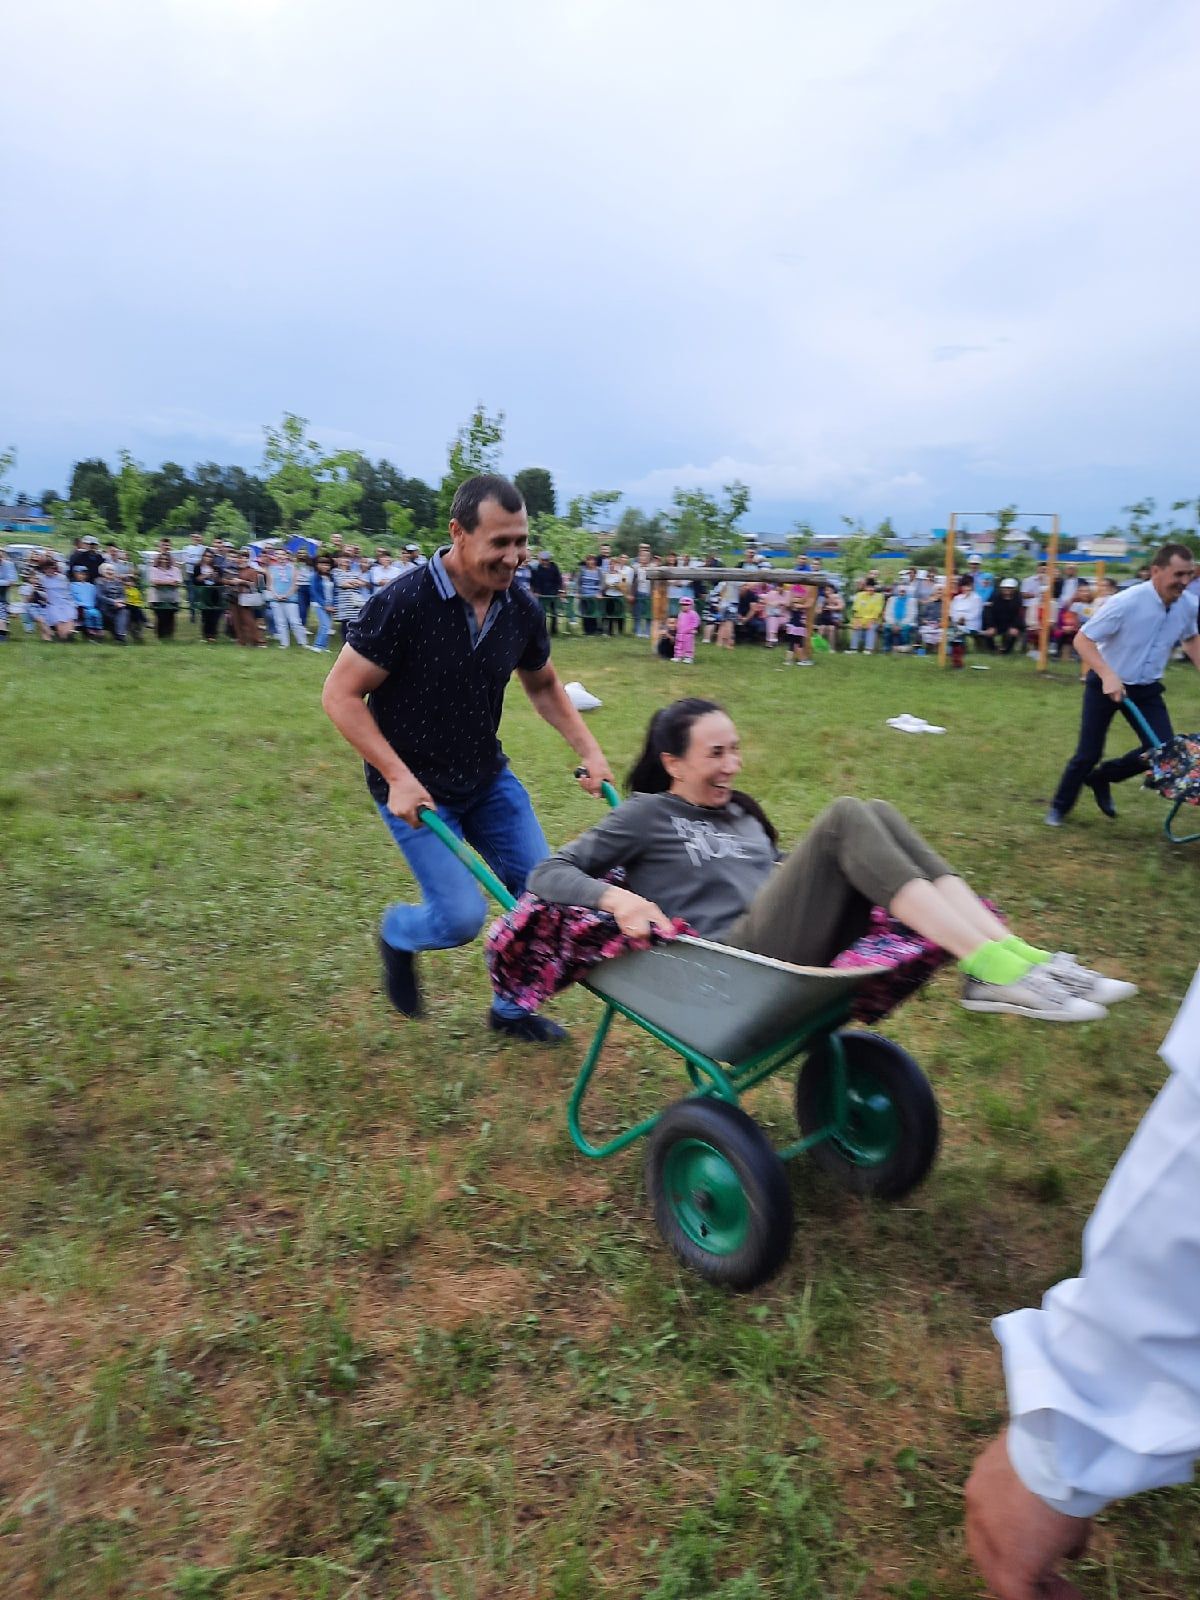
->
[3, 628, 1199, 1600]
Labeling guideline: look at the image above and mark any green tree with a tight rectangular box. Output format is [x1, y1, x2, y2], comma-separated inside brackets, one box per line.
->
[514, 468, 556, 519]
[307, 450, 364, 543]
[115, 450, 149, 547]
[834, 518, 878, 591]
[1119, 497, 1163, 560]
[261, 416, 363, 542]
[1170, 495, 1200, 529]
[565, 489, 623, 529]
[437, 404, 505, 528]
[206, 501, 251, 545]
[142, 461, 195, 533]
[667, 481, 751, 555]
[263, 413, 321, 533]
[667, 488, 723, 552]
[55, 497, 113, 546]
[152, 495, 203, 540]
[612, 505, 669, 554]
[908, 542, 949, 570]
[788, 517, 817, 557]
[192, 462, 279, 534]
[529, 514, 597, 573]
[68, 459, 119, 530]
[1167, 497, 1200, 557]
[384, 501, 415, 546]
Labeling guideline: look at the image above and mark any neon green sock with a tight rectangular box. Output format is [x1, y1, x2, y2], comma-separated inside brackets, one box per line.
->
[1002, 935, 1053, 965]
[958, 941, 1033, 986]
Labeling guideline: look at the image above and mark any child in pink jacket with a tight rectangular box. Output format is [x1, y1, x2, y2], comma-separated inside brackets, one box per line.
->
[673, 596, 700, 662]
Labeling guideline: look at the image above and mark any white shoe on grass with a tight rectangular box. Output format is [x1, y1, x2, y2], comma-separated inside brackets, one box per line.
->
[1044, 953, 1138, 1006]
[961, 966, 1107, 1022]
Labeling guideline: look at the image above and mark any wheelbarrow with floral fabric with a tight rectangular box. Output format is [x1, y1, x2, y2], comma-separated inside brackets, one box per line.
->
[1122, 698, 1200, 845]
[418, 785, 944, 1291]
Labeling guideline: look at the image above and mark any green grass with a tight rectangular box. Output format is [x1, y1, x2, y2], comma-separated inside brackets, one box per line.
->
[2, 626, 1199, 1598]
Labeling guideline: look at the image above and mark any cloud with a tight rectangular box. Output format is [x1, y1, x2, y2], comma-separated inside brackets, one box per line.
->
[3, 0, 1199, 533]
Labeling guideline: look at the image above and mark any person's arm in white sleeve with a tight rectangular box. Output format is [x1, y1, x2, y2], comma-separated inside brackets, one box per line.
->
[966, 966, 1200, 1598]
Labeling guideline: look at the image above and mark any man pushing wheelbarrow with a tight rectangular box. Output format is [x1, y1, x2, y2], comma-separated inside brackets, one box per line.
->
[1046, 543, 1199, 828]
[321, 473, 616, 1042]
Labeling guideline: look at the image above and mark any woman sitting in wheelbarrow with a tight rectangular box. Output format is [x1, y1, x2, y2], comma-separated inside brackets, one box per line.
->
[528, 698, 1135, 1023]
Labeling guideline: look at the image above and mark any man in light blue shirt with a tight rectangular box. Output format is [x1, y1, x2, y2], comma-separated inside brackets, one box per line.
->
[1046, 543, 1199, 825]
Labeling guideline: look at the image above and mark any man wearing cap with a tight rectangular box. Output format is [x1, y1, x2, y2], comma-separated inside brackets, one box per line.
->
[983, 578, 1024, 654]
[403, 542, 427, 567]
[68, 535, 103, 583]
[1045, 543, 1199, 827]
[529, 549, 563, 634]
[321, 473, 616, 1043]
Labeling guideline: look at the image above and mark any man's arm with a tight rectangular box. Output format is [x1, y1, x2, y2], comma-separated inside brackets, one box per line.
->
[1071, 631, 1124, 699]
[320, 645, 433, 825]
[966, 967, 1200, 1599]
[516, 661, 615, 797]
[1182, 632, 1200, 671]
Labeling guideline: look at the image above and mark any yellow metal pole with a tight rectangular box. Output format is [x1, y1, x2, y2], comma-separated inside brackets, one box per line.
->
[1037, 515, 1060, 672]
[650, 577, 667, 649]
[938, 513, 956, 667]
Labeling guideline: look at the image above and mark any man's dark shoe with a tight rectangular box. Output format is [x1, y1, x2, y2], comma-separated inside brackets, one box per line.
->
[1044, 807, 1066, 827]
[487, 1009, 568, 1045]
[379, 936, 422, 1017]
[1085, 774, 1117, 818]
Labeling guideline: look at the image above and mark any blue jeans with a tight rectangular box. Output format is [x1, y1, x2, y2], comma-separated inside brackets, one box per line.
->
[377, 766, 548, 1019]
[311, 603, 333, 650]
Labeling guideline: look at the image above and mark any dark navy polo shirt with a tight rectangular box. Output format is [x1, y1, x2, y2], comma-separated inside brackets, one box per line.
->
[346, 548, 551, 805]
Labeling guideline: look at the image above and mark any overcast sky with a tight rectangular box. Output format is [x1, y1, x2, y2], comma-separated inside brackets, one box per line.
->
[4, 0, 1199, 533]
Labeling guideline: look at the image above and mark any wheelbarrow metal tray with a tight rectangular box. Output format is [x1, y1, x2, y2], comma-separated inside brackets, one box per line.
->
[585, 936, 888, 1062]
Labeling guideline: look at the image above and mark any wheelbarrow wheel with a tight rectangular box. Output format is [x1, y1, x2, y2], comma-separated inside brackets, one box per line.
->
[645, 1099, 793, 1290]
[796, 1031, 938, 1200]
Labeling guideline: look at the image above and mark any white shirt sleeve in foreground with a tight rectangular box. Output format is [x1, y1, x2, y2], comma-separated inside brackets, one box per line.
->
[996, 965, 1200, 1516]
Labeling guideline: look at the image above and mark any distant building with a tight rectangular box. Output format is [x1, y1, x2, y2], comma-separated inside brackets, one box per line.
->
[0, 504, 54, 537]
[1074, 535, 1130, 559]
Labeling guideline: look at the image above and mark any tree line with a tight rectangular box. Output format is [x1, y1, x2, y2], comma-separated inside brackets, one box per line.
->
[0, 409, 755, 573]
[3, 420, 1197, 573]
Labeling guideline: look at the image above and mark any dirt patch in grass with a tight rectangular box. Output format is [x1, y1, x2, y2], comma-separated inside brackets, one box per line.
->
[378, 1262, 534, 1333]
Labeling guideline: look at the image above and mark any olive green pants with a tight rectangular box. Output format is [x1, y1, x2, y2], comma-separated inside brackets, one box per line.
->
[722, 797, 953, 967]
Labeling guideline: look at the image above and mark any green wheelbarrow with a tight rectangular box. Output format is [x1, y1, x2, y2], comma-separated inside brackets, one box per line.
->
[418, 788, 940, 1291]
[1121, 698, 1200, 845]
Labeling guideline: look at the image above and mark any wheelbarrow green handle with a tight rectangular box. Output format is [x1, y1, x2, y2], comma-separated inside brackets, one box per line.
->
[416, 808, 518, 911]
[1120, 696, 1163, 751]
[415, 771, 622, 912]
[574, 766, 621, 809]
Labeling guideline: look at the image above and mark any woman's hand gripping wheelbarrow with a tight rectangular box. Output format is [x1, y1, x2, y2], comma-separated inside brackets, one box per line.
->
[573, 765, 672, 939]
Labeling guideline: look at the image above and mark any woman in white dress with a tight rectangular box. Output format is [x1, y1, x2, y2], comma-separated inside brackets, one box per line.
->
[34, 556, 77, 641]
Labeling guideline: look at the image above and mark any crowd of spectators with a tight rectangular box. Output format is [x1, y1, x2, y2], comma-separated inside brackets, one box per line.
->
[0, 531, 1152, 667]
[0, 533, 431, 649]
[528, 544, 1136, 668]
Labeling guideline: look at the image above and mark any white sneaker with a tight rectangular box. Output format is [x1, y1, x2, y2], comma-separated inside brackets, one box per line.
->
[961, 966, 1108, 1022]
[1044, 953, 1138, 1006]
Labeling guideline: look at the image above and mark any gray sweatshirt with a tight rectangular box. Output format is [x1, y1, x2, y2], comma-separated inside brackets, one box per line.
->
[526, 791, 777, 939]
